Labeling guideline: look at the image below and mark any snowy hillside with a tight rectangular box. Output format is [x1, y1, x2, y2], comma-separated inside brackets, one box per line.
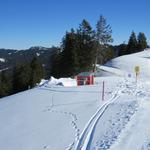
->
[104, 49, 150, 79]
[1, 49, 150, 150]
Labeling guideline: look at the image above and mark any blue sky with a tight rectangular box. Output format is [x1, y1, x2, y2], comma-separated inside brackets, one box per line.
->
[0, 0, 150, 49]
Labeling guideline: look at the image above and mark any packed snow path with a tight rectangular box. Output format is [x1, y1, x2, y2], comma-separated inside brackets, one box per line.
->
[110, 81, 150, 150]
[75, 79, 150, 150]
[75, 81, 127, 150]
[86, 79, 150, 150]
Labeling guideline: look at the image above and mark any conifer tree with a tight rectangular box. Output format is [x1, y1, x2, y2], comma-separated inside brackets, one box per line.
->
[137, 32, 148, 51]
[95, 15, 113, 67]
[118, 43, 127, 56]
[0, 71, 12, 98]
[12, 64, 31, 93]
[96, 15, 113, 45]
[77, 19, 97, 72]
[30, 57, 44, 87]
[127, 31, 138, 54]
[51, 49, 62, 78]
[60, 29, 79, 77]
[58, 19, 97, 77]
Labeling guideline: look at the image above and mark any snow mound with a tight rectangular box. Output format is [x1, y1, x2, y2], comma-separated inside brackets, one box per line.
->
[0, 58, 5, 62]
[36, 52, 40, 56]
[40, 77, 77, 87]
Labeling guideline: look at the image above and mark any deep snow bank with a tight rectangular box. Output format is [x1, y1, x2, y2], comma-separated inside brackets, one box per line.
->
[40, 77, 77, 87]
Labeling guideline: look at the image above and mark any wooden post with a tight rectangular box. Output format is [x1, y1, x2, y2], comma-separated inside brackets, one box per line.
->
[102, 81, 105, 101]
[136, 72, 138, 83]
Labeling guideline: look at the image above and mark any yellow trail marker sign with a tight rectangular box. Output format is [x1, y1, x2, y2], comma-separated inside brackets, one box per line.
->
[135, 66, 140, 83]
[135, 66, 140, 74]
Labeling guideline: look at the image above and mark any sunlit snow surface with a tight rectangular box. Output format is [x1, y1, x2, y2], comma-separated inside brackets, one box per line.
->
[1, 49, 150, 150]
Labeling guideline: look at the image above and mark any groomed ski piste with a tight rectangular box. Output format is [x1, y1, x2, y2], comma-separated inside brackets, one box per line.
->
[1, 49, 150, 150]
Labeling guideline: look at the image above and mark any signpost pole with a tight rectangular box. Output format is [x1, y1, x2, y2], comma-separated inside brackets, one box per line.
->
[134, 66, 140, 83]
[136, 72, 137, 83]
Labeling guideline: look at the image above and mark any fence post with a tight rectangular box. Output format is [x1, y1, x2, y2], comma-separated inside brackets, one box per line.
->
[102, 81, 105, 101]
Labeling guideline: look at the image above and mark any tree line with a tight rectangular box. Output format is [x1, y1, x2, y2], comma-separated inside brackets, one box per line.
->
[51, 15, 114, 78]
[118, 31, 149, 56]
[0, 57, 44, 98]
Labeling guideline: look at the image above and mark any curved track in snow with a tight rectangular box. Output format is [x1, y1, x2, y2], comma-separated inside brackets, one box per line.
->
[75, 84, 126, 150]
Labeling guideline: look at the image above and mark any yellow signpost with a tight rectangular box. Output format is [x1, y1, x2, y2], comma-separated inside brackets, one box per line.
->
[134, 66, 140, 82]
[135, 66, 140, 74]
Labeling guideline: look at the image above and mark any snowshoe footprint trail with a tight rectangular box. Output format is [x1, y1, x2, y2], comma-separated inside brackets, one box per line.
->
[91, 80, 150, 150]
[44, 105, 80, 150]
[110, 81, 150, 150]
[92, 101, 138, 150]
[75, 81, 127, 150]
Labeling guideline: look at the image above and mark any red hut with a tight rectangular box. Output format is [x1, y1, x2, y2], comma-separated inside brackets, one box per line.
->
[76, 72, 94, 86]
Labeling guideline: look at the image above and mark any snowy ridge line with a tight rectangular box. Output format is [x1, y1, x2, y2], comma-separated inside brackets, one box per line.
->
[75, 83, 126, 150]
[97, 65, 126, 77]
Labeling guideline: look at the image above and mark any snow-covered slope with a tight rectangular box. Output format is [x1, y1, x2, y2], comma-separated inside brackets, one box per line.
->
[1, 49, 150, 150]
[97, 49, 150, 78]
[0, 76, 124, 150]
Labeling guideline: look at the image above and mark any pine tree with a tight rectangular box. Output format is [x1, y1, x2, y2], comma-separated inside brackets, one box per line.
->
[60, 29, 79, 77]
[12, 64, 31, 93]
[0, 71, 12, 98]
[58, 20, 97, 77]
[118, 43, 128, 56]
[95, 15, 113, 66]
[137, 32, 148, 51]
[127, 31, 138, 54]
[77, 19, 97, 72]
[96, 15, 113, 45]
[30, 57, 44, 87]
[51, 49, 62, 78]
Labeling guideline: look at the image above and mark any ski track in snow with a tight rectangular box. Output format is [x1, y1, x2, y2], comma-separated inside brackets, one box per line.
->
[75, 81, 127, 150]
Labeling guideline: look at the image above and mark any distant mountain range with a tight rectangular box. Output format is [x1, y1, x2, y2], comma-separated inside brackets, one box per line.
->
[0, 46, 59, 77]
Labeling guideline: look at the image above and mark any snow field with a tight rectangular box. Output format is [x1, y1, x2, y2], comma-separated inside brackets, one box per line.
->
[0, 76, 124, 150]
[1, 49, 150, 150]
